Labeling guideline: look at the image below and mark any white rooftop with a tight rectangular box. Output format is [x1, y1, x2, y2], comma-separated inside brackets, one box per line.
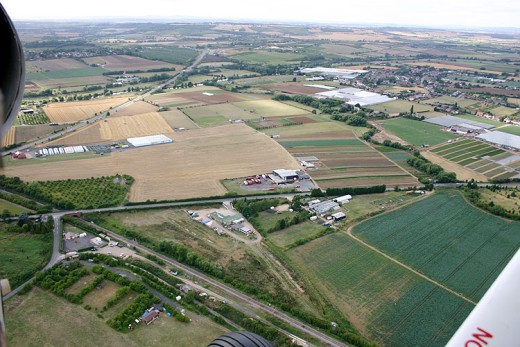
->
[477, 131, 520, 150]
[315, 88, 396, 106]
[127, 134, 173, 147]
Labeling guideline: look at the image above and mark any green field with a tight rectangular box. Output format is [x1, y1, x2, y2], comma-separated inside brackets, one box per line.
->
[19, 113, 51, 125]
[288, 232, 473, 347]
[0, 226, 52, 288]
[262, 121, 369, 137]
[455, 114, 503, 126]
[233, 100, 304, 117]
[0, 199, 31, 214]
[269, 222, 325, 248]
[5, 288, 227, 347]
[425, 96, 478, 108]
[0, 175, 132, 209]
[231, 51, 304, 64]
[136, 46, 199, 65]
[279, 139, 364, 147]
[497, 126, 520, 136]
[380, 118, 458, 145]
[490, 106, 518, 117]
[183, 103, 260, 125]
[27, 67, 107, 80]
[353, 190, 520, 301]
[368, 100, 432, 114]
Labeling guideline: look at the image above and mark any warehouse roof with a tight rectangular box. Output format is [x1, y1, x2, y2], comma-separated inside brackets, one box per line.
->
[477, 131, 520, 150]
[127, 134, 173, 147]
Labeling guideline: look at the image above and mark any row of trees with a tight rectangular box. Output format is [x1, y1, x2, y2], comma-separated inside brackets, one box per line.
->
[406, 153, 457, 183]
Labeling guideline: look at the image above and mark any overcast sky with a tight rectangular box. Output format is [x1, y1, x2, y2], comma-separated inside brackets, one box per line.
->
[2, 0, 519, 29]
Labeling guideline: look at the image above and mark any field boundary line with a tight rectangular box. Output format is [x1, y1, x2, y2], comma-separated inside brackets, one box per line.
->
[344, 194, 477, 306]
[346, 225, 476, 305]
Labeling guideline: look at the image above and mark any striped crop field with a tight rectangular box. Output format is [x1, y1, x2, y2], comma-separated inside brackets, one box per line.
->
[426, 139, 516, 180]
[276, 130, 419, 188]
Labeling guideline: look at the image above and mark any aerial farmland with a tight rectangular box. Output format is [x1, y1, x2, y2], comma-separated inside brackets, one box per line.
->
[1, 14, 520, 347]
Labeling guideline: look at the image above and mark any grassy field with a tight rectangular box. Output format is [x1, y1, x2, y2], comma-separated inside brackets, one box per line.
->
[379, 118, 458, 145]
[183, 103, 260, 126]
[136, 46, 199, 65]
[0, 199, 31, 214]
[288, 232, 473, 347]
[353, 190, 520, 302]
[497, 126, 520, 136]
[269, 221, 326, 248]
[233, 100, 305, 117]
[456, 114, 503, 126]
[27, 67, 107, 80]
[479, 188, 520, 215]
[424, 96, 478, 108]
[231, 51, 304, 64]
[5, 288, 227, 347]
[368, 100, 432, 115]
[0, 226, 52, 288]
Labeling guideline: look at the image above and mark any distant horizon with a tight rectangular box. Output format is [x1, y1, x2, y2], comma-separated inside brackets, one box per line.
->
[3, 0, 520, 30]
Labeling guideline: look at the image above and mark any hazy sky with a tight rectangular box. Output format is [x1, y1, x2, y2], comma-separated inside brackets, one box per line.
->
[2, 0, 519, 28]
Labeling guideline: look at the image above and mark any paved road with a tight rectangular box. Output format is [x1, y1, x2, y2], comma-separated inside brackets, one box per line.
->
[1, 50, 208, 157]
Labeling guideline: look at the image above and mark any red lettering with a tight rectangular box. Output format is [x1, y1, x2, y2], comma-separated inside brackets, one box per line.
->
[464, 327, 493, 347]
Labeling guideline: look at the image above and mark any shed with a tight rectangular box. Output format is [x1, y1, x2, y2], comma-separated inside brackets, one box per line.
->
[331, 212, 346, 221]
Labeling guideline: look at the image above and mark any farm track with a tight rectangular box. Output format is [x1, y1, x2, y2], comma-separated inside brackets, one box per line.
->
[345, 196, 477, 306]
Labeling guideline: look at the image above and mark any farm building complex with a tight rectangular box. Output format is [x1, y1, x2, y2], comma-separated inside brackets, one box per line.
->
[477, 131, 520, 150]
[314, 88, 395, 106]
[127, 134, 173, 147]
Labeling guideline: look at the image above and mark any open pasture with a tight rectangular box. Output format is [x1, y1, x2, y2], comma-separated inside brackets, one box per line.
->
[353, 190, 520, 302]
[269, 222, 325, 248]
[230, 51, 304, 64]
[288, 232, 473, 347]
[99, 113, 174, 140]
[160, 109, 199, 129]
[5, 288, 228, 347]
[497, 126, 520, 136]
[232, 100, 307, 117]
[183, 103, 261, 127]
[28, 58, 90, 71]
[145, 94, 202, 108]
[43, 97, 129, 123]
[3, 124, 300, 201]
[379, 118, 458, 146]
[27, 67, 107, 80]
[424, 96, 479, 108]
[261, 121, 369, 137]
[83, 55, 177, 71]
[368, 100, 432, 115]
[33, 75, 110, 90]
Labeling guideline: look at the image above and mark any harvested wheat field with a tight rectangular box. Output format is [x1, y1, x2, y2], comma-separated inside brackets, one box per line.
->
[111, 101, 158, 117]
[4, 124, 300, 201]
[1, 127, 16, 147]
[45, 123, 104, 146]
[99, 113, 174, 140]
[43, 97, 129, 123]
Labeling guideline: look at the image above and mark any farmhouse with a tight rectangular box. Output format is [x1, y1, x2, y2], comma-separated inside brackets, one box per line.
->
[141, 310, 159, 325]
[309, 200, 340, 216]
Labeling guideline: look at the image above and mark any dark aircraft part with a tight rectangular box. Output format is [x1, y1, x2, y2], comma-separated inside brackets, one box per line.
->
[0, 3, 25, 145]
[208, 331, 274, 347]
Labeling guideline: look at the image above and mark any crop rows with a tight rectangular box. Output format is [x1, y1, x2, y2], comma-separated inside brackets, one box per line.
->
[353, 191, 520, 302]
[19, 113, 50, 125]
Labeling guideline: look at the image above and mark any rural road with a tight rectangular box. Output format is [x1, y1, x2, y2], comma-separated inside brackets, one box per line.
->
[1, 49, 209, 157]
[87, 220, 348, 347]
[1, 192, 349, 346]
